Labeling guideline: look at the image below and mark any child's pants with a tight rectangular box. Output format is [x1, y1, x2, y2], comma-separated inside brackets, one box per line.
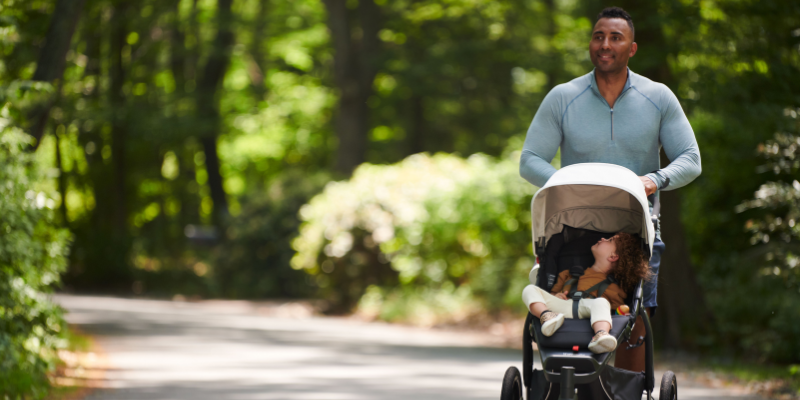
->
[522, 285, 613, 327]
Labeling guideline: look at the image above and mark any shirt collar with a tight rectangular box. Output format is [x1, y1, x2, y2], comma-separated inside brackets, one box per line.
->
[590, 67, 633, 94]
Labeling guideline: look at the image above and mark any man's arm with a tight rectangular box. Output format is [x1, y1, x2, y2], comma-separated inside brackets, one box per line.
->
[644, 88, 702, 191]
[520, 90, 563, 187]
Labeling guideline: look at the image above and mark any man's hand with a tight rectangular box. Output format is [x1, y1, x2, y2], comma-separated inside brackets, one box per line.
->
[555, 291, 568, 300]
[639, 176, 657, 196]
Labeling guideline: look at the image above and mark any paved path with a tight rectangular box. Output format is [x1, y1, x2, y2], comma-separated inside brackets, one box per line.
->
[56, 295, 764, 400]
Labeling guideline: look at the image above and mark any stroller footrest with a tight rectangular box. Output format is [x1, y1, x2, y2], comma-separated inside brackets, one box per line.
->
[532, 315, 631, 350]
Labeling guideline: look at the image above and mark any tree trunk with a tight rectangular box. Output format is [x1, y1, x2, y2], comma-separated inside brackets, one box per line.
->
[408, 95, 425, 154]
[201, 136, 228, 225]
[195, 0, 234, 228]
[110, 1, 128, 236]
[614, 0, 712, 349]
[187, 0, 201, 83]
[323, 0, 382, 175]
[28, 0, 86, 146]
[169, 0, 187, 93]
[542, 0, 561, 91]
[655, 152, 712, 349]
[249, 0, 269, 99]
[68, 0, 135, 291]
[55, 128, 69, 225]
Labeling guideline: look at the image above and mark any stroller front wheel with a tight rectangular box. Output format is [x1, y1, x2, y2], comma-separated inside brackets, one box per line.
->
[500, 366, 523, 400]
[659, 370, 678, 400]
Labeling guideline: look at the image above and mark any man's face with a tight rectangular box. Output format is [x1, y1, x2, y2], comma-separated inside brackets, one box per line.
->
[589, 18, 637, 74]
[592, 235, 619, 267]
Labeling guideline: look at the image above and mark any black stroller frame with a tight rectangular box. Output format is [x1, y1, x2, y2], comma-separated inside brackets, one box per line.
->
[499, 163, 678, 400]
[527, 283, 652, 398]
[502, 228, 674, 400]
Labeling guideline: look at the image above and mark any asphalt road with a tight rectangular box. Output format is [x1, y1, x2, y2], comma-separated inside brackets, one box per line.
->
[56, 295, 765, 400]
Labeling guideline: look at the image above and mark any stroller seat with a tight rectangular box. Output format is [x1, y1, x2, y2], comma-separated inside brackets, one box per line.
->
[531, 315, 631, 352]
[524, 226, 644, 375]
[529, 314, 634, 376]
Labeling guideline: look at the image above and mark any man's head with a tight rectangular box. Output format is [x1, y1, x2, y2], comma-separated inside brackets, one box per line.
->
[590, 7, 637, 74]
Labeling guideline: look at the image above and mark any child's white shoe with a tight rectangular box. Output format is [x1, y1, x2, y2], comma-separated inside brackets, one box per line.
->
[540, 311, 564, 337]
[588, 330, 617, 354]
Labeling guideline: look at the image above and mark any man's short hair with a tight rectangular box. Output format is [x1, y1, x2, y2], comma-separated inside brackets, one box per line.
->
[596, 7, 635, 40]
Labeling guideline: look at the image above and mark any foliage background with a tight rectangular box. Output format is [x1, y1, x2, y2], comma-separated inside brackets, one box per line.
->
[292, 153, 537, 319]
[0, 97, 70, 396]
[1, 0, 800, 395]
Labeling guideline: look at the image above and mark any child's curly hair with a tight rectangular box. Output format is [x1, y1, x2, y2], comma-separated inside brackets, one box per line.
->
[612, 232, 652, 293]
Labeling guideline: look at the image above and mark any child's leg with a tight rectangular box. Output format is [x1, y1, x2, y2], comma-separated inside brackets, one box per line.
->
[577, 297, 612, 332]
[521, 285, 572, 317]
[522, 285, 573, 337]
[578, 298, 617, 354]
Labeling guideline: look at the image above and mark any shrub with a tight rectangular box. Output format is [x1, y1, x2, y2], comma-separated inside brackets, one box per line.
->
[733, 132, 800, 362]
[0, 127, 70, 397]
[212, 169, 329, 298]
[292, 153, 537, 321]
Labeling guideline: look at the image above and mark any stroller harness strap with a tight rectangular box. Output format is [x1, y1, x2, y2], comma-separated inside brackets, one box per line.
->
[565, 275, 618, 319]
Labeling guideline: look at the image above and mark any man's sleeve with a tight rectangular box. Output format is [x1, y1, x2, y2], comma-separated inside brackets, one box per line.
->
[644, 87, 702, 191]
[520, 89, 563, 187]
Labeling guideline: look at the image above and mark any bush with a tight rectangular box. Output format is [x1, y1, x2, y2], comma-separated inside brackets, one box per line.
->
[732, 132, 800, 362]
[212, 169, 329, 298]
[292, 153, 537, 321]
[0, 128, 70, 397]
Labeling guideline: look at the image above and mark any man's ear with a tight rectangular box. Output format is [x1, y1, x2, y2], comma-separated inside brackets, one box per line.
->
[608, 253, 620, 263]
[629, 42, 638, 57]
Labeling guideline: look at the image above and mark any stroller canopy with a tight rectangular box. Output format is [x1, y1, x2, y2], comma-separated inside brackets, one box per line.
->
[531, 163, 655, 256]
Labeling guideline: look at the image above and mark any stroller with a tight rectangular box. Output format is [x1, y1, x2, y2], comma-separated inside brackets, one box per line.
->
[500, 163, 677, 400]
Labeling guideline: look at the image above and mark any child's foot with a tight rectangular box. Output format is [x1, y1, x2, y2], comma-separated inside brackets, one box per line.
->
[588, 330, 617, 354]
[540, 311, 564, 337]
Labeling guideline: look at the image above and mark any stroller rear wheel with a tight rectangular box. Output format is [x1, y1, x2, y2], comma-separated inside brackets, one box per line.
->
[659, 371, 678, 400]
[500, 366, 523, 400]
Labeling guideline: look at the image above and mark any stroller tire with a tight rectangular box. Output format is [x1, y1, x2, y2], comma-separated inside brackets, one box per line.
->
[500, 366, 523, 400]
[659, 371, 677, 400]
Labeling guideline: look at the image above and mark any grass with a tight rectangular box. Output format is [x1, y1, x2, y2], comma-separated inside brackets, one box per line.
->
[45, 326, 107, 400]
[657, 352, 800, 399]
[700, 361, 800, 398]
[62, 327, 93, 353]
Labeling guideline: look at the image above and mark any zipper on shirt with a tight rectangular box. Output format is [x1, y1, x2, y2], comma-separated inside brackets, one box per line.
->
[610, 109, 614, 140]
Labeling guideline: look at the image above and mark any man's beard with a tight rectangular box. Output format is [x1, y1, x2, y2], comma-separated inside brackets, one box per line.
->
[596, 63, 624, 73]
[593, 49, 629, 74]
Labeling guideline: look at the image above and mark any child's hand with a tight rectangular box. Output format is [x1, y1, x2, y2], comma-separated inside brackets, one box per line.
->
[555, 291, 568, 300]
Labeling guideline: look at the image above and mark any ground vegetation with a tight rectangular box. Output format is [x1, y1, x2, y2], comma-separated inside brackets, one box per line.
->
[1, 0, 800, 395]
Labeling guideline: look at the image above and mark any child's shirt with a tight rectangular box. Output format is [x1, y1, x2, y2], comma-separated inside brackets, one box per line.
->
[550, 269, 627, 310]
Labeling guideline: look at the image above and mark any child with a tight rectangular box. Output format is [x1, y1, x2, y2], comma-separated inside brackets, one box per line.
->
[522, 232, 650, 354]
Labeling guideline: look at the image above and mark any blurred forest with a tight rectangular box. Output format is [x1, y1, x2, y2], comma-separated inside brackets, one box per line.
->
[1, 0, 800, 379]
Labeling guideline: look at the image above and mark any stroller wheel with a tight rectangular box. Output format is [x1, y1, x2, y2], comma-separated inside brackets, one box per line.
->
[500, 366, 523, 400]
[659, 371, 678, 400]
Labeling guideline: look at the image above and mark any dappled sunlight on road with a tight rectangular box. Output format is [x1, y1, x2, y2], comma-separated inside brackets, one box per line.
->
[56, 295, 767, 400]
[57, 295, 523, 400]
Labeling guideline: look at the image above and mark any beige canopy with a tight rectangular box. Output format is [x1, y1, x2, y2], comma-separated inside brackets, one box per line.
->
[531, 163, 655, 256]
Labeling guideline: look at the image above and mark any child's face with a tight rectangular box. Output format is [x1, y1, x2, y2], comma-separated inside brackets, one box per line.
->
[592, 235, 619, 266]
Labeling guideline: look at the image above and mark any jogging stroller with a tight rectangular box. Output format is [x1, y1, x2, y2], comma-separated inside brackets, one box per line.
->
[500, 163, 677, 400]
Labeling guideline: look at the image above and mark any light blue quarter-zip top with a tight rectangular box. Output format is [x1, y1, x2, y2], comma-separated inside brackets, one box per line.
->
[519, 69, 701, 191]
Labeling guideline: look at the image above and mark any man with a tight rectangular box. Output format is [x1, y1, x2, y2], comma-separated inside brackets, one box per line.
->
[519, 7, 701, 371]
